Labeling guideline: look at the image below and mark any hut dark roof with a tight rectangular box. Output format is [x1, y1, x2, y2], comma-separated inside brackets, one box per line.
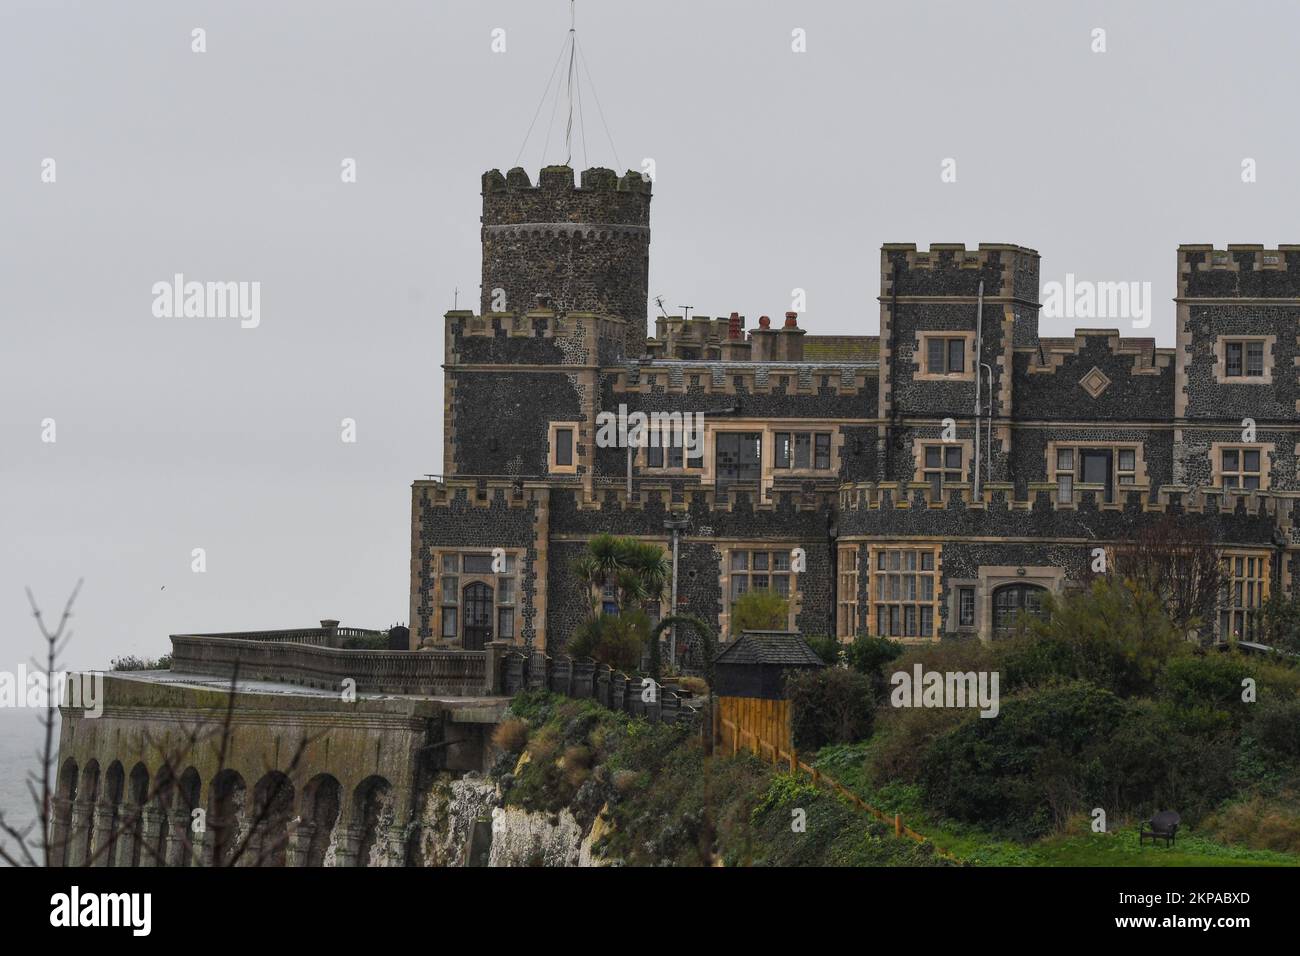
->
[714, 631, 824, 667]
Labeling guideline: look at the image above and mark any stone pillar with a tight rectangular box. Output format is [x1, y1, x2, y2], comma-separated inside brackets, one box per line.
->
[287, 821, 315, 867]
[89, 801, 118, 867]
[484, 640, 509, 696]
[138, 806, 163, 867]
[112, 807, 140, 868]
[48, 797, 73, 867]
[335, 824, 366, 868]
[164, 811, 190, 867]
[68, 800, 93, 866]
[383, 824, 408, 868]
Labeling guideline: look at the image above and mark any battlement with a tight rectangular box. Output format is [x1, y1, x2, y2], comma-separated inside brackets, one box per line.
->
[1025, 330, 1173, 375]
[1178, 244, 1300, 299]
[447, 308, 626, 338]
[882, 243, 1041, 302]
[838, 480, 1300, 527]
[481, 165, 652, 230]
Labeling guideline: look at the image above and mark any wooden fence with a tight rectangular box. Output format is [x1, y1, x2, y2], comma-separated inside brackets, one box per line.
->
[716, 696, 958, 862]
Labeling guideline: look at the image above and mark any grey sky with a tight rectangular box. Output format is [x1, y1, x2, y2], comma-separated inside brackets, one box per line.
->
[3, 0, 1297, 667]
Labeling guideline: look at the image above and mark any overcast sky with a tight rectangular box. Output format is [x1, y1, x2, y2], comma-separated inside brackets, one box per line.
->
[3, 0, 1298, 668]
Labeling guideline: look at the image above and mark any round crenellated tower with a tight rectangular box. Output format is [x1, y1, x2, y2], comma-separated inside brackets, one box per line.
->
[480, 165, 652, 351]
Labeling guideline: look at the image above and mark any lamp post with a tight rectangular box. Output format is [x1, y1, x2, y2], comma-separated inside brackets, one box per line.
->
[663, 515, 690, 662]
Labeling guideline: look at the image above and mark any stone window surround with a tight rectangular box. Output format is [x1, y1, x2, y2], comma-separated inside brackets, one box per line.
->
[974, 565, 1065, 643]
[1044, 440, 1149, 501]
[691, 420, 846, 492]
[864, 543, 943, 644]
[433, 548, 524, 647]
[946, 577, 980, 636]
[911, 437, 975, 489]
[719, 542, 801, 640]
[914, 331, 977, 382]
[1213, 334, 1275, 385]
[547, 420, 581, 474]
[1209, 441, 1274, 491]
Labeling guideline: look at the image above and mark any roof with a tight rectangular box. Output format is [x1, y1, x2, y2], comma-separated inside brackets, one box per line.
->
[713, 631, 826, 667]
[802, 336, 880, 363]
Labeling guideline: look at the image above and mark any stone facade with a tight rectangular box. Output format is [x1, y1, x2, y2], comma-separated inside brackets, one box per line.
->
[413, 166, 1300, 651]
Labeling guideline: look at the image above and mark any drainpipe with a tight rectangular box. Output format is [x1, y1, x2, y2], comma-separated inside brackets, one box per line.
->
[973, 280, 985, 498]
[886, 261, 900, 476]
[981, 362, 994, 490]
[664, 515, 690, 661]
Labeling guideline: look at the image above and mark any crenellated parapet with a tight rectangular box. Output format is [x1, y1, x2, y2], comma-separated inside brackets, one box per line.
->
[882, 242, 1040, 303]
[1178, 244, 1300, 299]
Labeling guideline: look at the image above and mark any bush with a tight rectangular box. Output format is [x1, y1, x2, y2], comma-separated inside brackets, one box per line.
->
[729, 589, 789, 634]
[845, 634, 904, 677]
[920, 681, 1126, 837]
[491, 717, 529, 754]
[1158, 653, 1256, 716]
[802, 634, 844, 666]
[1000, 578, 1188, 698]
[567, 609, 651, 672]
[786, 667, 875, 751]
[1203, 793, 1300, 853]
[1245, 697, 1300, 764]
[110, 654, 172, 671]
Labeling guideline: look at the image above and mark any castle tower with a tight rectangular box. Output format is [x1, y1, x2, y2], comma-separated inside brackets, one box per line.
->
[480, 165, 652, 353]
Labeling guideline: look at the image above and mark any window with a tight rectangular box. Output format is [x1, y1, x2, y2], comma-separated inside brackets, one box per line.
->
[729, 549, 794, 601]
[869, 547, 938, 640]
[555, 429, 573, 466]
[992, 584, 1047, 634]
[1221, 448, 1262, 490]
[922, 445, 964, 496]
[1220, 553, 1268, 641]
[958, 587, 976, 628]
[1054, 448, 1074, 504]
[837, 546, 859, 638]
[644, 422, 703, 470]
[1225, 340, 1264, 378]
[1048, 444, 1142, 504]
[775, 431, 834, 471]
[715, 432, 763, 485]
[927, 337, 967, 375]
[548, 422, 580, 474]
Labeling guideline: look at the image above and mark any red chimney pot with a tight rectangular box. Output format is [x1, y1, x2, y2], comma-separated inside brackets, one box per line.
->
[784, 311, 799, 329]
[758, 315, 771, 329]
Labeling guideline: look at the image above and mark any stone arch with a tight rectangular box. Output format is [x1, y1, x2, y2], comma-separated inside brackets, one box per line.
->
[76, 760, 101, 866]
[352, 775, 394, 867]
[51, 758, 78, 866]
[250, 772, 295, 867]
[174, 768, 201, 867]
[99, 761, 125, 867]
[208, 769, 247, 867]
[301, 773, 341, 867]
[125, 762, 149, 866]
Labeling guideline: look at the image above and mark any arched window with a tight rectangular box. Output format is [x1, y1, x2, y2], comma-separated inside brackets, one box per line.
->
[993, 584, 1048, 634]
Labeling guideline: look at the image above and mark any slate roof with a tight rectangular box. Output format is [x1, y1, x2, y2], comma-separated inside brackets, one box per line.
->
[713, 630, 825, 667]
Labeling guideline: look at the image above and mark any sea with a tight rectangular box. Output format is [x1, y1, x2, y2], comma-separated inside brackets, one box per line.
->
[0, 707, 58, 841]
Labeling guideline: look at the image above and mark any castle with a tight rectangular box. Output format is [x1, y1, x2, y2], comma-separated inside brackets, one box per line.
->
[414, 163, 1300, 652]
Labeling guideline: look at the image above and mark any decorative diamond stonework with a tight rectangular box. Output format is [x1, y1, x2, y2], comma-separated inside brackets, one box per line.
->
[1079, 366, 1112, 399]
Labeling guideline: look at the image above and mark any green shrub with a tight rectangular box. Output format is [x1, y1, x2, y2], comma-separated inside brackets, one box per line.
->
[845, 634, 904, 678]
[1158, 652, 1255, 716]
[802, 634, 844, 666]
[729, 589, 789, 635]
[1245, 696, 1300, 764]
[1000, 578, 1188, 698]
[786, 667, 875, 751]
[110, 654, 172, 671]
[920, 681, 1125, 837]
[567, 609, 651, 672]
